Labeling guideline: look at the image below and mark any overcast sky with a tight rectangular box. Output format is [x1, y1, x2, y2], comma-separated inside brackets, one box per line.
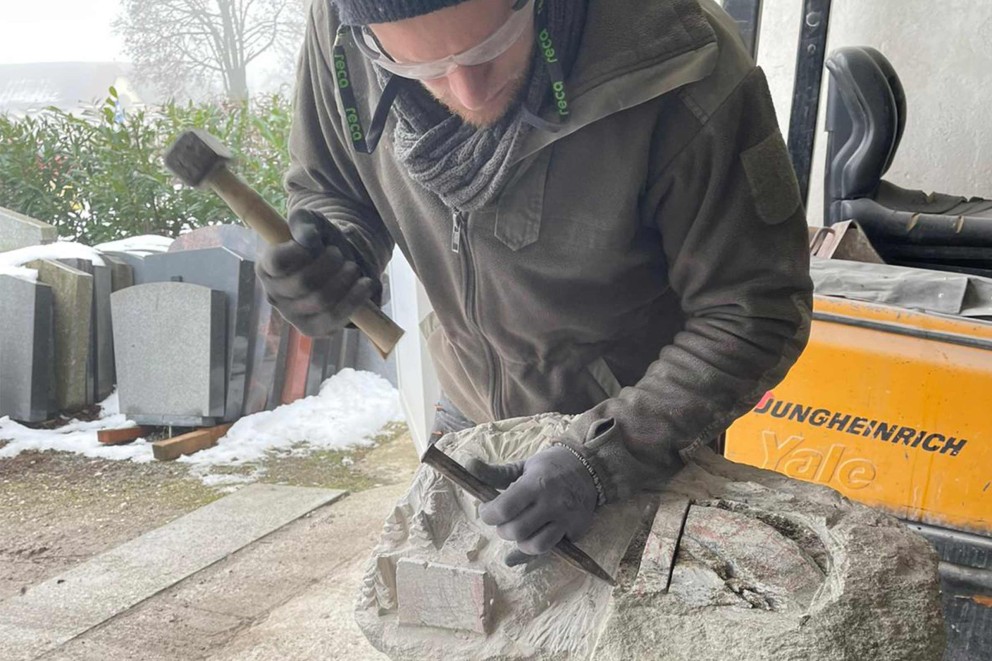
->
[0, 0, 125, 64]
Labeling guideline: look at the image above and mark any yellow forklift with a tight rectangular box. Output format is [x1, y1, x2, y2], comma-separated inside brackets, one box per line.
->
[721, 2, 991, 658]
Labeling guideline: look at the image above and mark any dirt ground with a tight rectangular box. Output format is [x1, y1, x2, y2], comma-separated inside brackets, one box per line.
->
[0, 422, 418, 603]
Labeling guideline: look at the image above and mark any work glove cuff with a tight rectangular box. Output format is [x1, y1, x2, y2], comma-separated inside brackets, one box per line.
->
[560, 416, 682, 505]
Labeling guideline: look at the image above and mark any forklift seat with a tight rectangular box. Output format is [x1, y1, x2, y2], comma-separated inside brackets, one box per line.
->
[824, 46, 992, 275]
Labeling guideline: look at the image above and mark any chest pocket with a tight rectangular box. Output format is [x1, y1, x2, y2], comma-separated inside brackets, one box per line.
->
[493, 149, 552, 251]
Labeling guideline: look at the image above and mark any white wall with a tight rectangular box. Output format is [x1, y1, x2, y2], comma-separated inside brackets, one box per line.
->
[387, 248, 440, 456]
[755, 0, 992, 226]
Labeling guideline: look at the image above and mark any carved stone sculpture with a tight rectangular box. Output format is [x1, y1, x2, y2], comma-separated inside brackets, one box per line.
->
[356, 414, 944, 660]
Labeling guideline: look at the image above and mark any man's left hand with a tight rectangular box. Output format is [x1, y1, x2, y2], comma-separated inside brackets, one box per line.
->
[467, 445, 598, 566]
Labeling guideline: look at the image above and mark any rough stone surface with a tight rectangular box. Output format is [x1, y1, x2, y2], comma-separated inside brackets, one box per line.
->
[26, 259, 92, 412]
[0, 275, 56, 422]
[357, 415, 945, 661]
[356, 415, 656, 660]
[143, 247, 256, 421]
[0, 205, 56, 251]
[111, 282, 226, 426]
[396, 559, 494, 634]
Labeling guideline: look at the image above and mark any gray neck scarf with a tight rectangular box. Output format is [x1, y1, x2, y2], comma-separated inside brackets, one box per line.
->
[381, 0, 587, 212]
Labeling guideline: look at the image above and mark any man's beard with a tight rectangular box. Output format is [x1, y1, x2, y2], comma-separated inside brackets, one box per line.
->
[428, 64, 533, 128]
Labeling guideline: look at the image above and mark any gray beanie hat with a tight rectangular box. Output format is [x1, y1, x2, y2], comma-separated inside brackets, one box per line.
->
[333, 0, 471, 25]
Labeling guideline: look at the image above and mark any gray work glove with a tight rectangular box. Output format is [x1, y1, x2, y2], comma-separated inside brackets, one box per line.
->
[467, 445, 599, 567]
[256, 209, 380, 338]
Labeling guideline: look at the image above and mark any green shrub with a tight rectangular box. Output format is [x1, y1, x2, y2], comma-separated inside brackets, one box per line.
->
[0, 89, 293, 245]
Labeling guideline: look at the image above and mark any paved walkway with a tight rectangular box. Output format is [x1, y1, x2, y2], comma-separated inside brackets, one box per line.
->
[7, 480, 410, 660]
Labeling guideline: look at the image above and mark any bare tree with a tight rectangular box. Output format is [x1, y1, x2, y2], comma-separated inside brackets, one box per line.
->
[115, 0, 305, 101]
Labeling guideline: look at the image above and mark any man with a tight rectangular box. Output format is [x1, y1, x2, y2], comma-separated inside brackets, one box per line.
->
[258, 0, 813, 565]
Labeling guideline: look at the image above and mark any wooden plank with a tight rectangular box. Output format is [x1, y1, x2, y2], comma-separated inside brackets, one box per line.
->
[97, 426, 149, 445]
[152, 423, 233, 461]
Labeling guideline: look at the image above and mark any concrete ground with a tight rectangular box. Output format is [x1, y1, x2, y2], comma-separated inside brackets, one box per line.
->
[0, 425, 420, 660]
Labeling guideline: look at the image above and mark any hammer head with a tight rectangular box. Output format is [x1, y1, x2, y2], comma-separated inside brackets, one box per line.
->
[164, 129, 233, 188]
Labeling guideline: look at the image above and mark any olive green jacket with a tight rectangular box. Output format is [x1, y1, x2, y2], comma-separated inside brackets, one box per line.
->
[285, 0, 813, 502]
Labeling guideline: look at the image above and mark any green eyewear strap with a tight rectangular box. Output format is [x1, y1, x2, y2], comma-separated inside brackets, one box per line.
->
[332, 0, 570, 155]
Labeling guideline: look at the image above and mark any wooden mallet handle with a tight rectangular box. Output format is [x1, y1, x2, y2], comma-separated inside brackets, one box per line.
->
[207, 166, 404, 358]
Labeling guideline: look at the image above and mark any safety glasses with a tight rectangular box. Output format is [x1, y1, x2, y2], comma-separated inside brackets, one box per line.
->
[351, 0, 535, 81]
[332, 0, 569, 155]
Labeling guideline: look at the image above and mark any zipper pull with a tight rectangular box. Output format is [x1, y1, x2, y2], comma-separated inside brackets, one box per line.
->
[451, 211, 464, 254]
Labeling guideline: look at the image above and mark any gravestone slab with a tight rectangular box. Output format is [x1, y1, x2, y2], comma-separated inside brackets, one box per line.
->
[169, 224, 257, 259]
[280, 328, 313, 405]
[143, 248, 255, 422]
[0, 206, 56, 252]
[111, 282, 226, 426]
[102, 254, 135, 293]
[324, 328, 359, 383]
[243, 301, 288, 415]
[26, 260, 92, 412]
[100, 251, 158, 287]
[0, 275, 56, 422]
[59, 258, 114, 402]
[306, 337, 333, 397]
[166, 225, 291, 416]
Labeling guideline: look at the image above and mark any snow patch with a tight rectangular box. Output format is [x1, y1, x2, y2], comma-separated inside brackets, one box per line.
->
[95, 235, 174, 256]
[179, 369, 404, 468]
[0, 390, 152, 463]
[0, 241, 106, 267]
[0, 264, 39, 283]
[0, 371, 405, 487]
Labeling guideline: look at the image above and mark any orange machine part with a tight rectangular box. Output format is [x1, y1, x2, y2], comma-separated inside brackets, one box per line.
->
[727, 295, 992, 535]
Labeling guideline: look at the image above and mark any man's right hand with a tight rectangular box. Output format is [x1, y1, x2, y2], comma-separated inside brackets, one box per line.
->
[257, 209, 378, 337]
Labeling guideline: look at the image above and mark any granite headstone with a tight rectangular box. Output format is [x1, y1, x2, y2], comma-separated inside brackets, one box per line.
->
[111, 282, 226, 426]
[167, 225, 290, 416]
[0, 206, 57, 252]
[26, 260, 92, 412]
[0, 275, 56, 422]
[143, 247, 255, 421]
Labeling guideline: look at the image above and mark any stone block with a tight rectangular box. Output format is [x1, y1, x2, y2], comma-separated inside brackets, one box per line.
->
[143, 248, 255, 422]
[26, 260, 92, 412]
[59, 258, 114, 402]
[0, 275, 56, 422]
[396, 559, 493, 634]
[111, 282, 226, 426]
[0, 206, 56, 252]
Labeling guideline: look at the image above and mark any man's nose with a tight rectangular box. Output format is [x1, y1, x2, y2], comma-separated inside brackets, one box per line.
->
[445, 66, 500, 110]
